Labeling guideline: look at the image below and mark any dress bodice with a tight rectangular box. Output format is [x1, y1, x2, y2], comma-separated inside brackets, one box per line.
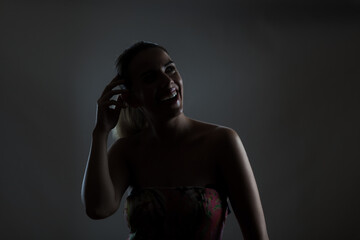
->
[124, 184, 230, 240]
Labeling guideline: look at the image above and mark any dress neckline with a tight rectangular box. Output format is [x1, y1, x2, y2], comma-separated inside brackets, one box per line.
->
[126, 183, 231, 214]
[129, 183, 222, 192]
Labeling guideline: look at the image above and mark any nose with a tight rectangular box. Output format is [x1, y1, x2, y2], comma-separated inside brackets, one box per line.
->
[159, 71, 174, 88]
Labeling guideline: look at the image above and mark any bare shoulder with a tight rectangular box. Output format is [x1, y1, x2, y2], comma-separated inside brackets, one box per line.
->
[206, 125, 246, 161]
[108, 136, 128, 155]
[188, 119, 243, 155]
[202, 123, 240, 146]
[212, 125, 239, 140]
[108, 132, 141, 161]
[187, 119, 239, 143]
[107, 133, 141, 191]
[189, 119, 232, 137]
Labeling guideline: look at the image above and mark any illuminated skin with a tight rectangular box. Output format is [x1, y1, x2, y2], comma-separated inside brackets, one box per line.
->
[82, 47, 269, 240]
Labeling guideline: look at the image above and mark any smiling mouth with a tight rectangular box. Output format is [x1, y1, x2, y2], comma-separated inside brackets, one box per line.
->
[160, 91, 178, 101]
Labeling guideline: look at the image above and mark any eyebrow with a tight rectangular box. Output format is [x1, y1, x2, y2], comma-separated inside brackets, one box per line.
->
[139, 60, 175, 78]
[164, 60, 174, 66]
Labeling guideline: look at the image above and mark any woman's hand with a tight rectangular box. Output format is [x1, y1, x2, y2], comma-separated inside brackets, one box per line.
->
[94, 75, 129, 133]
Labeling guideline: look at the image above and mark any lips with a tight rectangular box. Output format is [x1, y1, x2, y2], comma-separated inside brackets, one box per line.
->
[158, 87, 178, 102]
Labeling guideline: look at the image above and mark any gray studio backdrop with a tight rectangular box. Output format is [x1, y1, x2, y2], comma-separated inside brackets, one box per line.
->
[1, 1, 359, 239]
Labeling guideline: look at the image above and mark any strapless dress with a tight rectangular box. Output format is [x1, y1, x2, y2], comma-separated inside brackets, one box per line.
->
[124, 184, 231, 240]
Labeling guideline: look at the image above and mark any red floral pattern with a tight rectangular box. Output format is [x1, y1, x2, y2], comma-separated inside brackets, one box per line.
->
[124, 186, 230, 240]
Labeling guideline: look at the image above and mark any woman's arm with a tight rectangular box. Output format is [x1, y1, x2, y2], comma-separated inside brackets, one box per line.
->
[216, 127, 269, 240]
[81, 129, 130, 219]
[81, 76, 130, 219]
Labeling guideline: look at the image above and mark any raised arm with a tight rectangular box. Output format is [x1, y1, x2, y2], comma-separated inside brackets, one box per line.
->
[216, 127, 269, 240]
[81, 76, 130, 219]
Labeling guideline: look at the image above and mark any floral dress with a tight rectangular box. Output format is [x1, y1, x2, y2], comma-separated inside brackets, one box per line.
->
[124, 184, 231, 240]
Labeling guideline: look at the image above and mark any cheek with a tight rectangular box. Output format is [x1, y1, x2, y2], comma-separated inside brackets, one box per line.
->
[172, 72, 181, 83]
[177, 78, 183, 90]
[140, 87, 158, 103]
[177, 73, 183, 83]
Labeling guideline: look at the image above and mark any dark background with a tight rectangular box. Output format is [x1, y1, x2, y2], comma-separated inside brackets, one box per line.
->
[1, 0, 359, 239]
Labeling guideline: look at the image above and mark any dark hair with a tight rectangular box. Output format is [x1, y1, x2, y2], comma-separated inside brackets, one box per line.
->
[115, 41, 168, 89]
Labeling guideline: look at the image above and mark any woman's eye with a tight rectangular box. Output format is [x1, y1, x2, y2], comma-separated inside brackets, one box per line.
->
[165, 66, 176, 74]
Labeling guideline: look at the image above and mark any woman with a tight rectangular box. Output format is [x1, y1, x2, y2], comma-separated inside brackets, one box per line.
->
[81, 41, 269, 240]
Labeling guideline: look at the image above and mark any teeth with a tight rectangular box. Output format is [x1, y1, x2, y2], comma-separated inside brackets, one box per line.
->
[161, 91, 177, 101]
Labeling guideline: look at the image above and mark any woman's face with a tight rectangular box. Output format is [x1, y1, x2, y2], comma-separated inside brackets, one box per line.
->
[127, 47, 184, 121]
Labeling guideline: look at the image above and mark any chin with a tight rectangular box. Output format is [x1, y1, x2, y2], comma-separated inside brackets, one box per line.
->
[160, 107, 184, 121]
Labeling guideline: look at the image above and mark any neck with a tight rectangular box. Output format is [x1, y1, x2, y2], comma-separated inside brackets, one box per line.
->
[146, 113, 192, 144]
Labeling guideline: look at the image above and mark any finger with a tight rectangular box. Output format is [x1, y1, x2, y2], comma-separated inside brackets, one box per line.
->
[101, 77, 127, 97]
[101, 83, 127, 98]
[111, 75, 120, 82]
[118, 84, 127, 90]
[111, 75, 126, 84]
[117, 93, 128, 108]
[99, 97, 128, 108]
[98, 89, 129, 103]
[98, 100, 123, 109]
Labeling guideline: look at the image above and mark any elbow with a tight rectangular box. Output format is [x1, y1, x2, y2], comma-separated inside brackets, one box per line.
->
[83, 198, 118, 220]
[85, 206, 116, 220]
[81, 192, 119, 220]
[85, 209, 109, 220]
